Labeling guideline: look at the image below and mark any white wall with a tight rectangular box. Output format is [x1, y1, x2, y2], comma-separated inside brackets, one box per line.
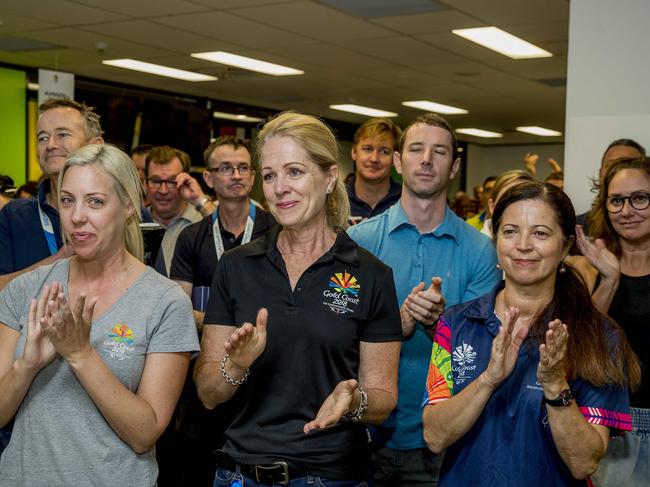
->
[466, 143, 564, 192]
[565, 0, 650, 214]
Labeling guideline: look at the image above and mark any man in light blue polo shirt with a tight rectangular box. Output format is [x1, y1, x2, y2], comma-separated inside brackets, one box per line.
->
[348, 113, 501, 486]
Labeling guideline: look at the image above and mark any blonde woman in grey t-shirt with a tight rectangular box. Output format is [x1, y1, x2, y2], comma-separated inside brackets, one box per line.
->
[0, 145, 199, 486]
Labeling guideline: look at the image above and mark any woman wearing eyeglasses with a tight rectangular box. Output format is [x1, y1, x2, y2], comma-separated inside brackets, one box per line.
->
[577, 157, 650, 486]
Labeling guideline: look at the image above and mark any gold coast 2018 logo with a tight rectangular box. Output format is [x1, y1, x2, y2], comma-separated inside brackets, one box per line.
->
[322, 271, 360, 314]
[103, 324, 136, 360]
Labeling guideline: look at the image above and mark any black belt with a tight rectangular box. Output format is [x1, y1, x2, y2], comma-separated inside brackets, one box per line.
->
[215, 450, 305, 486]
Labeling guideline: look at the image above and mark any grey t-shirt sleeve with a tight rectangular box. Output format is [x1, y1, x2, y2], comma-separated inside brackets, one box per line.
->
[147, 283, 199, 354]
[0, 270, 33, 332]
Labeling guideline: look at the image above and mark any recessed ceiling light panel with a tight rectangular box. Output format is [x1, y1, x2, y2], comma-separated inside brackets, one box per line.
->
[102, 59, 216, 82]
[192, 51, 303, 76]
[516, 126, 562, 136]
[456, 128, 503, 138]
[402, 100, 468, 115]
[329, 104, 398, 117]
[452, 27, 552, 59]
[213, 111, 264, 123]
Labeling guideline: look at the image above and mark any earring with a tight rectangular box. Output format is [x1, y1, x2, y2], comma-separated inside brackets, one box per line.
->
[326, 186, 333, 194]
[496, 263, 502, 270]
[559, 261, 567, 273]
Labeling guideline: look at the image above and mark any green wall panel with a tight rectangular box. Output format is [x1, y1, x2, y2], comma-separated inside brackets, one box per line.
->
[0, 67, 27, 186]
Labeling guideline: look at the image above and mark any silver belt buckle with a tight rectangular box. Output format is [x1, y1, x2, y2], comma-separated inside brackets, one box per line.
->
[255, 461, 289, 486]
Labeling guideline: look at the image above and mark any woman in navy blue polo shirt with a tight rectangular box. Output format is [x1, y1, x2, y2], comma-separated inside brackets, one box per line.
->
[422, 181, 640, 486]
[195, 112, 402, 486]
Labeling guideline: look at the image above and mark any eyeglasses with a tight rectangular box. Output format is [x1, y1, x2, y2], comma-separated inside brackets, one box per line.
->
[605, 191, 650, 213]
[207, 164, 253, 176]
[146, 178, 178, 189]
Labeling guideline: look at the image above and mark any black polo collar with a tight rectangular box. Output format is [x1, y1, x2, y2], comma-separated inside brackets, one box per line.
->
[246, 225, 359, 266]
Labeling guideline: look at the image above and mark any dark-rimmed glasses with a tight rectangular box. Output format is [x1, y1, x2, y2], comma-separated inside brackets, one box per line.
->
[146, 178, 178, 189]
[605, 191, 650, 213]
[207, 164, 253, 176]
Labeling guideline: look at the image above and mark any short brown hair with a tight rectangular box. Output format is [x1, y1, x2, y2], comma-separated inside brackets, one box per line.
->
[39, 97, 103, 140]
[145, 145, 191, 176]
[399, 113, 458, 159]
[353, 118, 401, 150]
[203, 136, 251, 167]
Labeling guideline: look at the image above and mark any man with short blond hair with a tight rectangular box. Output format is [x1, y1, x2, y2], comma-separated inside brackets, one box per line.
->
[347, 118, 402, 223]
[0, 97, 104, 292]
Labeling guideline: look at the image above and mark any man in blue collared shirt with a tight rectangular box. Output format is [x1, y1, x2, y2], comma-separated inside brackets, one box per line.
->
[0, 98, 104, 292]
[348, 113, 501, 486]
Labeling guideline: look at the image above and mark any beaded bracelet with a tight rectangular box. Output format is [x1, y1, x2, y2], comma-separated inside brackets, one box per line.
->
[344, 386, 368, 422]
[220, 354, 250, 386]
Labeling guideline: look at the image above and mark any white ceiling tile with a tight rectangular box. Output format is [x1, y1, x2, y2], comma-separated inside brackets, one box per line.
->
[273, 43, 389, 69]
[82, 20, 240, 54]
[0, 0, 128, 25]
[21, 28, 172, 58]
[335, 36, 465, 65]
[0, 13, 57, 32]
[371, 9, 483, 34]
[153, 10, 313, 48]
[73, 0, 210, 17]
[441, 0, 569, 25]
[232, 1, 394, 41]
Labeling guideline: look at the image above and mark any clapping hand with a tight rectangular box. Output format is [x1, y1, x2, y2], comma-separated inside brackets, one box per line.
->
[480, 307, 529, 389]
[224, 308, 268, 370]
[304, 379, 358, 433]
[401, 277, 445, 336]
[537, 319, 569, 387]
[576, 225, 620, 282]
[524, 153, 539, 176]
[42, 286, 98, 364]
[176, 172, 208, 208]
[21, 283, 59, 371]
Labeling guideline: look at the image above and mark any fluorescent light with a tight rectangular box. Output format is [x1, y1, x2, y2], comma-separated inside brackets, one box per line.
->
[191, 51, 303, 76]
[213, 111, 264, 123]
[452, 27, 552, 59]
[102, 59, 217, 82]
[402, 100, 468, 115]
[329, 104, 398, 117]
[516, 126, 562, 136]
[27, 82, 39, 91]
[456, 128, 503, 138]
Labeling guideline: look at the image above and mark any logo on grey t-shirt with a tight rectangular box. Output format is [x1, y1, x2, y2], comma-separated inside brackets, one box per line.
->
[103, 323, 136, 360]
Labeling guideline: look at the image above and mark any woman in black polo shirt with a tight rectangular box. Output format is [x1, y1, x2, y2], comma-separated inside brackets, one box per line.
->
[195, 112, 402, 486]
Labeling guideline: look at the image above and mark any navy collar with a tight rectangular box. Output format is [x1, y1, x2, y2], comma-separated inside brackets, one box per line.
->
[346, 174, 401, 203]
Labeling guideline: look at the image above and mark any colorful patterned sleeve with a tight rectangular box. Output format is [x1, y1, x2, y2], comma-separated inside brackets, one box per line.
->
[422, 316, 454, 406]
[573, 380, 632, 436]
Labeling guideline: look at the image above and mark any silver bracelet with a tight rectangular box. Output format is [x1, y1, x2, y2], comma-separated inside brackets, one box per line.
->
[344, 386, 368, 422]
[220, 354, 250, 386]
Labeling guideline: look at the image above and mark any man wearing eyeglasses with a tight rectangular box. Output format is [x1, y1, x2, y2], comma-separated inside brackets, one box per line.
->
[145, 145, 209, 276]
[161, 136, 275, 486]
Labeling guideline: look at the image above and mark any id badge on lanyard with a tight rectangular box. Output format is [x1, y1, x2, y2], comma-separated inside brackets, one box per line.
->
[37, 200, 59, 255]
[212, 202, 256, 259]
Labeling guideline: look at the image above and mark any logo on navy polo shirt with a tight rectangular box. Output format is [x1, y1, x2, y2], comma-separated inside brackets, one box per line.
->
[452, 342, 477, 384]
[322, 271, 360, 315]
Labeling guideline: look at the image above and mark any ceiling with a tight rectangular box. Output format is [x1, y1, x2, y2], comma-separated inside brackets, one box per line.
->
[0, 0, 569, 145]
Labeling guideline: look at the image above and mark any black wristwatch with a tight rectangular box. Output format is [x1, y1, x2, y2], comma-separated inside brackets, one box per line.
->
[542, 389, 574, 407]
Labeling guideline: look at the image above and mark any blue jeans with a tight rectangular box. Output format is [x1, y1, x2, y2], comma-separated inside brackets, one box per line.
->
[213, 467, 367, 487]
[592, 407, 650, 487]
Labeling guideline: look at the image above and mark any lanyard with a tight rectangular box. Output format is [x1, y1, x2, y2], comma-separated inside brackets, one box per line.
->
[211, 202, 256, 259]
[37, 199, 59, 255]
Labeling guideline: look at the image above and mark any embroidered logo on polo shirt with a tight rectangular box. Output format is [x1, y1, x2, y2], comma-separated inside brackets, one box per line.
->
[103, 324, 136, 360]
[452, 342, 477, 385]
[322, 271, 360, 314]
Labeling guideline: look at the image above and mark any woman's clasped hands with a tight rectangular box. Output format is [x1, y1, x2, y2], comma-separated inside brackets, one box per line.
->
[22, 282, 98, 371]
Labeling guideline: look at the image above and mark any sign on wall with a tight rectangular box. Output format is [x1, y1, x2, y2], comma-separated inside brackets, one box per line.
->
[38, 69, 74, 105]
